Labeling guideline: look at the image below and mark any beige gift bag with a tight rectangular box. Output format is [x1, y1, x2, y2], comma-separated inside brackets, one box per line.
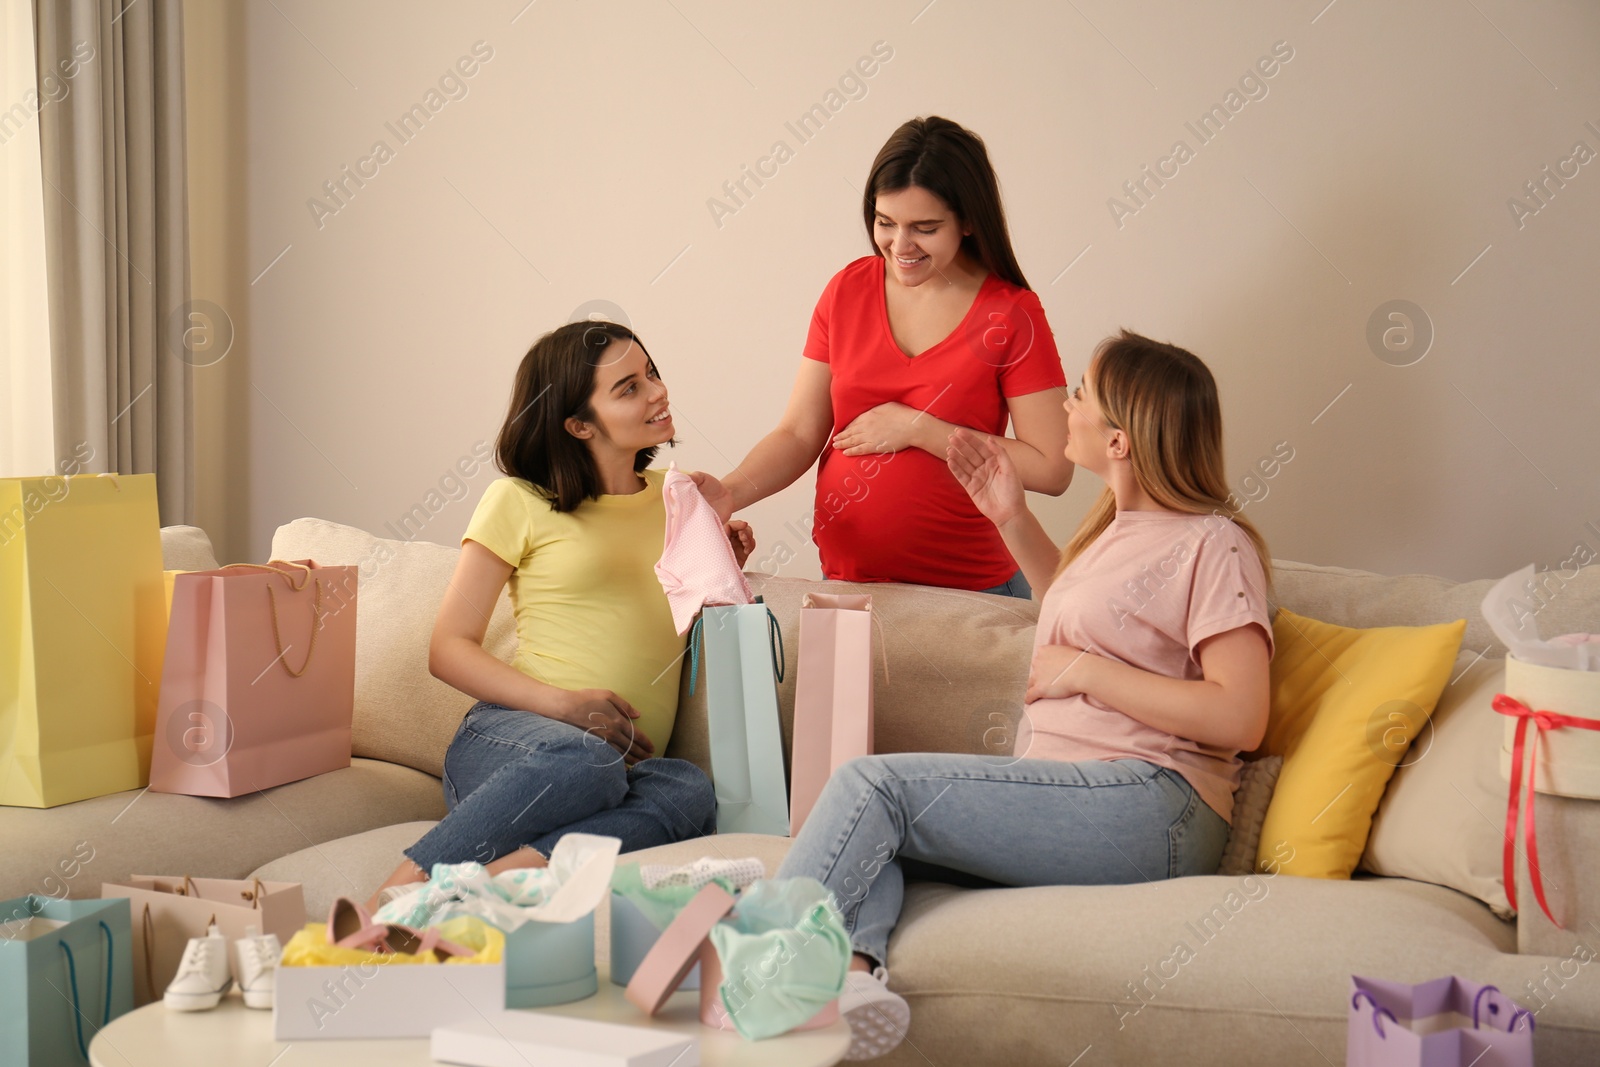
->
[100, 875, 306, 1004]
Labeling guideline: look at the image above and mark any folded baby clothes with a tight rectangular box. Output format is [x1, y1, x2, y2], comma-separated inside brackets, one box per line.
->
[640, 856, 766, 892]
[655, 462, 752, 635]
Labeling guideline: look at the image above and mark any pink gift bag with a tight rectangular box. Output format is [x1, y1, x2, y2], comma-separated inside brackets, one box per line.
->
[150, 561, 357, 797]
[1347, 976, 1533, 1067]
[789, 593, 879, 836]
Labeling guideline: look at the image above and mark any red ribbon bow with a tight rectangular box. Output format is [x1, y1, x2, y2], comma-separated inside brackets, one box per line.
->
[1492, 693, 1600, 926]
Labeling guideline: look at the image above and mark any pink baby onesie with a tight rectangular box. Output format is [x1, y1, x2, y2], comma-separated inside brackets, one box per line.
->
[655, 463, 753, 635]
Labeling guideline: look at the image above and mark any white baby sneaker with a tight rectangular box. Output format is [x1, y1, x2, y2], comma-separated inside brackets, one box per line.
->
[839, 966, 909, 1061]
[236, 928, 281, 1009]
[163, 922, 232, 1011]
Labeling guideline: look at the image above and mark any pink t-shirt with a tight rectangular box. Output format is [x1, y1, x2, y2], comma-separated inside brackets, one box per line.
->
[1018, 510, 1274, 824]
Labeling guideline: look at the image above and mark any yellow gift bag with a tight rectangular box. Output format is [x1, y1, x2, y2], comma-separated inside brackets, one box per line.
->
[1, 473, 165, 807]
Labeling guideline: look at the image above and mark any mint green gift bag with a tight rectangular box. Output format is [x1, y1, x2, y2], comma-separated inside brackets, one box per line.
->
[0, 894, 134, 1066]
[691, 599, 789, 837]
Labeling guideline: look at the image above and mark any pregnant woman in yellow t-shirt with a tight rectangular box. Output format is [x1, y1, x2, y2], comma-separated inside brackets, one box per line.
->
[368, 321, 747, 906]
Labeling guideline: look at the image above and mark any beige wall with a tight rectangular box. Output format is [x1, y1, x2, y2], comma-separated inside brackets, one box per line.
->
[186, 0, 1600, 584]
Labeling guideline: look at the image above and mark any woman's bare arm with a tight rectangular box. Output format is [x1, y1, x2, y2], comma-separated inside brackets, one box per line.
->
[694, 359, 834, 520]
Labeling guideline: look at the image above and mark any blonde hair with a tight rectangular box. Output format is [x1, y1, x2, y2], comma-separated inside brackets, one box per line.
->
[1056, 330, 1273, 584]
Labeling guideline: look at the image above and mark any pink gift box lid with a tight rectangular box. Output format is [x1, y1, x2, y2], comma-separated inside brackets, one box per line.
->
[624, 883, 735, 1016]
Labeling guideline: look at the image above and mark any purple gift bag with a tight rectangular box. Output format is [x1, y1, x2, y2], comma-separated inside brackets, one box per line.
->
[1348, 976, 1534, 1067]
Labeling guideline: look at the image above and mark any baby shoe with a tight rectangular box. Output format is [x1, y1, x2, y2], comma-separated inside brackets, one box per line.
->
[236, 927, 281, 1009]
[839, 966, 909, 1061]
[378, 923, 475, 963]
[163, 922, 232, 1011]
[327, 897, 389, 952]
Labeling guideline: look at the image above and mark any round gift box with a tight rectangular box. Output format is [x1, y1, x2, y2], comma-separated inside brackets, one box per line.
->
[610, 890, 699, 990]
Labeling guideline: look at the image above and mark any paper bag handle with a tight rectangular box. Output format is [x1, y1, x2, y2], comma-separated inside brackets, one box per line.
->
[1350, 990, 1397, 1038]
[1472, 984, 1535, 1034]
[240, 877, 267, 909]
[219, 562, 325, 678]
[57, 921, 115, 1058]
[685, 600, 784, 697]
[141, 904, 155, 1001]
[803, 593, 891, 685]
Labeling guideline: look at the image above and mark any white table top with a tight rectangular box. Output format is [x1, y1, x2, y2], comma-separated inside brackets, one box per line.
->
[89, 968, 849, 1067]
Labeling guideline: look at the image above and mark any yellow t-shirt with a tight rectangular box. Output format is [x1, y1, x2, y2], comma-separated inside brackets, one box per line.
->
[462, 470, 683, 752]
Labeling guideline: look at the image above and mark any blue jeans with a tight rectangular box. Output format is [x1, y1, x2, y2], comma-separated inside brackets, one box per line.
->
[775, 754, 1228, 967]
[980, 570, 1031, 599]
[405, 702, 717, 870]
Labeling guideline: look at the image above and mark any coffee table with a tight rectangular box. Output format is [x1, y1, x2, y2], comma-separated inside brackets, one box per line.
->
[88, 965, 850, 1066]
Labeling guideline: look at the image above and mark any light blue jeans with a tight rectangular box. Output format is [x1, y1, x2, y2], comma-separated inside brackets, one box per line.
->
[775, 754, 1229, 967]
[405, 702, 717, 870]
[980, 569, 1032, 599]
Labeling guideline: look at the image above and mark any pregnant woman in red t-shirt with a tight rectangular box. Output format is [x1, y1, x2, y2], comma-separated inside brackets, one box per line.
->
[694, 116, 1073, 597]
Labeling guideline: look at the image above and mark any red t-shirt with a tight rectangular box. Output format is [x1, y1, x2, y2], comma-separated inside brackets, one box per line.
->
[803, 255, 1066, 589]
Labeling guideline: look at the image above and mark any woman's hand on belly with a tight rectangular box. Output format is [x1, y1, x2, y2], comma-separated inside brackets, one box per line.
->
[833, 402, 947, 457]
[550, 688, 656, 765]
[1025, 643, 1095, 704]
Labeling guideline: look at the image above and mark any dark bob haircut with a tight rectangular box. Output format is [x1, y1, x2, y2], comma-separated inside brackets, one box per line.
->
[494, 320, 666, 512]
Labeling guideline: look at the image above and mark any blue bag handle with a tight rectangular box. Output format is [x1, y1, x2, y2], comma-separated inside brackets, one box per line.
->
[687, 596, 784, 697]
[58, 920, 115, 1059]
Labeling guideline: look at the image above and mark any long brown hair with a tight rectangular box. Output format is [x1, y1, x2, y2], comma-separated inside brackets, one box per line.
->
[1057, 330, 1272, 583]
[495, 321, 665, 512]
[862, 116, 1030, 290]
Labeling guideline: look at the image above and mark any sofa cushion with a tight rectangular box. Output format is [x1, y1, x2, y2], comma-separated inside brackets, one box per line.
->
[1269, 559, 1600, 661]
[1254, 609, 1465, 879]
[160, 524, 221, 571]
[0, 758, 445, 904]
[250, 820, 443, 920]
[1361, 652, 1512, 917]
[270, 518, 518, 778]
[1217, 756, 1281, 877]
[881, 873, 1600, 1066]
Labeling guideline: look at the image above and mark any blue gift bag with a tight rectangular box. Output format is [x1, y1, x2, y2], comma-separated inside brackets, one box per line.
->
[0, 895, 133, 1066]
[691, 599, 789, 836]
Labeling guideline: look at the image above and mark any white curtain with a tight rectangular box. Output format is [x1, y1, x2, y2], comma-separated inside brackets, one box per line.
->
[0, 0, 57, 478]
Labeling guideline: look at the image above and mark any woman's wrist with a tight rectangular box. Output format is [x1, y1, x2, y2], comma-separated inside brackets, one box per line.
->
[996, 505, 1036, 540]
[530, 683, 577, 720]
[912, 415, 956, 455]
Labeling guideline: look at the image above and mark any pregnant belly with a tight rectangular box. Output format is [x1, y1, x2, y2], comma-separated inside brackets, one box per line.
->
[813, 447, 1014, 587]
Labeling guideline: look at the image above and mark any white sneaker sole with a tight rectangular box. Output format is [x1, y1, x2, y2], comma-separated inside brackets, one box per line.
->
[163, 985, 229, 1011]
[842, 990, 910, 1061]
[242, 986, 273, 1009]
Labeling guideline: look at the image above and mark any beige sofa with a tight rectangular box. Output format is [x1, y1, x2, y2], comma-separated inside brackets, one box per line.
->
[8, 517, 1600, 1065]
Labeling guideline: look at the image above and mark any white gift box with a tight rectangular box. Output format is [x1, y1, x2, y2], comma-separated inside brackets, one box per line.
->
[431, 1010, 699, 1067]
[1498, 655, 1600, 799]
[273, 958, 505, 1039]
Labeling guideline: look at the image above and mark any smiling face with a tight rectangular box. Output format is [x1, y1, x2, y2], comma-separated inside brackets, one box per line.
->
[873, 185, 971, 286]
[566, 337, 673, 455]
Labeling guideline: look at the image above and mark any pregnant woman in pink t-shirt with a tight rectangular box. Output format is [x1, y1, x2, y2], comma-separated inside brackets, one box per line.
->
[777, 330, 1275, 1062]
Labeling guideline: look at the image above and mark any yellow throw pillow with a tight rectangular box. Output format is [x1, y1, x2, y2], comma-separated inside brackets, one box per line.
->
[1252, 609, 1466, 879]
